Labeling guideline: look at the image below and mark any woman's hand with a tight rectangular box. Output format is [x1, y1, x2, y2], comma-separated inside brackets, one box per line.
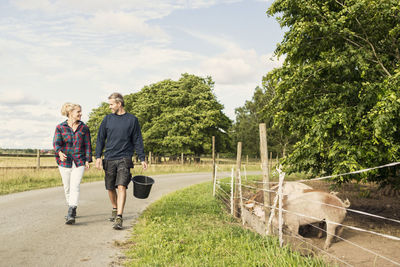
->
[58, 151, 67, 161]
[85, 161, 90, 169]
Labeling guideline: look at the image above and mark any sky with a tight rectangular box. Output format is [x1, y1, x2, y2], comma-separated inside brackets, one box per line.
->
[0, 0, 285, 149]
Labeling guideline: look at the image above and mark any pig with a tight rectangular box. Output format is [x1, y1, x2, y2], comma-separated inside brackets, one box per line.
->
[271, 182, 313, 201]
[244, 182, 313, 210]
[275, 189, 350, 250]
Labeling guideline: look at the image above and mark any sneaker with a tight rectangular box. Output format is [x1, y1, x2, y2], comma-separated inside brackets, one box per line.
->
[113, 216, 123, 230]
[109, 209, 117, 222]
[65, 206, 76, 225]
[66, 208, 77, 219]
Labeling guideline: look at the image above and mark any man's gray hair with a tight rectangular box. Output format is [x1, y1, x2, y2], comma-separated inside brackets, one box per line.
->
[108, 92, 124, 107]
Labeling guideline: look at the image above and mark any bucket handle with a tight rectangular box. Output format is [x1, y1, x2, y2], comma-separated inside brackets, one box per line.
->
[133, 164, 148, 183]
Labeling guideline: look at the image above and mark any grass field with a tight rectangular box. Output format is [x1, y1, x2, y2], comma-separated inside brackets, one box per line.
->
[0, 156, 262, 195]
[124, 181, 330, 266]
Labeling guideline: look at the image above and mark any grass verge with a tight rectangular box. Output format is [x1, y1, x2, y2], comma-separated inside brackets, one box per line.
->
[125, 182, 329, 266]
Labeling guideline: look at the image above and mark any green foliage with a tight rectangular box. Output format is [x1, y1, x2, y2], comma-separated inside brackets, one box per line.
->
[232, 81, 298, 158]
[126, 182, 329, 266]
[232, 86, 268, 157]
[263, 0, 400, 186]
[87, 102, 110, 152]
[87, 74, 232, 156]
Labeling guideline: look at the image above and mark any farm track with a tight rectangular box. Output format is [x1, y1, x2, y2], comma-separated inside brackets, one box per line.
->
[0, 171, 252, 267]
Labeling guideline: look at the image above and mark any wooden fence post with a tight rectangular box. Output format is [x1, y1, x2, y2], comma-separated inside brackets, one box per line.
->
[234, 142, 242, 218]
[181, 152, 184, 165]
[269, 152, 273, 178]
[212, 136, 216, 196]
[277, 168, 285, 247]
[230, 167, 234, 215]
[36, 149, 40, 170]
[149, 152, 152, 165]
[259, 123, 270, 224]
[238, 169, 245, 225]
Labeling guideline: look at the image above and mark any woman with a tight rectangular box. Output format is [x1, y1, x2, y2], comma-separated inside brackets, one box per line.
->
[53, 103, 92, 224]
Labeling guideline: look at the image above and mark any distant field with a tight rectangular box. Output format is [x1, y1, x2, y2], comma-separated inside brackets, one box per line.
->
[0, 156, 57, 167]
[0, 155, 263, 195]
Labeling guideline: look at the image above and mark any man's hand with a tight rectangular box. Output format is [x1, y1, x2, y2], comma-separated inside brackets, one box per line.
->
[141, 161, 148, 170]
[95, 158, 103, 170]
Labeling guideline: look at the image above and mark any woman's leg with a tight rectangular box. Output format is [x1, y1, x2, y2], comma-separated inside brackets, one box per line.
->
[58, 166, 72, 206]
[69, 163, 85, 207]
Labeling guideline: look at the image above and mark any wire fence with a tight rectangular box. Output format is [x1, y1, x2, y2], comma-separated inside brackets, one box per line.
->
[213, 163, 400, 267]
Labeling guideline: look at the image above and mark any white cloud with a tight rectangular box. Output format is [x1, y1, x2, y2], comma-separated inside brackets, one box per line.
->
[180, 31, 283, 86]
[13, 0, 248, 20]
[0, 95, 62, 149]
[75, 11, 169, 41]
[0, 91, 40, 106]
[0, 0, 283, 148]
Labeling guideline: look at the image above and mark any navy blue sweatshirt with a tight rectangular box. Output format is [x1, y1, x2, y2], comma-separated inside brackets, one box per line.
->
[95, 113, 145, 161]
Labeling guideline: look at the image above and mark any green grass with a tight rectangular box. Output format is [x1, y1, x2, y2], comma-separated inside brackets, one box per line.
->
[0, 162, 262, 195]
[0, 167, 105, 195]
[125, 182, 330, 267]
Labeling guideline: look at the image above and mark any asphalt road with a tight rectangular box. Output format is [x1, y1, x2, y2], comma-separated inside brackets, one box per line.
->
[0, 172, 232, 267]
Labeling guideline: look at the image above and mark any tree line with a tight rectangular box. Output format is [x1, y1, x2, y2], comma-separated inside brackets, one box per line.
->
[87, 74, 232, 158]
[88, 0, 400, 189]
[233, 0, 400, 188]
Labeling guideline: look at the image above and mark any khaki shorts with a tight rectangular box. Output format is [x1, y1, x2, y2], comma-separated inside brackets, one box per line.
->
[103, 158, 133, 190]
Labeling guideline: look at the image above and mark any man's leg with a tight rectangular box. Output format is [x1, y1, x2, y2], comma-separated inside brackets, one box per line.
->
[108, 189, 118, 209]
[104, 159, 118, 221]
[113, 158, 131, 230]
[117, 185, 127, 215]
[113, 186, 126, 230]
[107, 189, 118, 221]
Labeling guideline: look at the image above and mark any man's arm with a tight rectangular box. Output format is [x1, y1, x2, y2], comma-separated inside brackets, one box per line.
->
[131, 117, 147, 170]
[95, 117, 107, 169]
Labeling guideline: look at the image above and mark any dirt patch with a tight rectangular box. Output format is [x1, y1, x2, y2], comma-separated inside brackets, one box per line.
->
[241, 181, 400, 267]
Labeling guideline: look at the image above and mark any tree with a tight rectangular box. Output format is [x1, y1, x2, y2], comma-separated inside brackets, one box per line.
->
[232, 83, 295, 158]
[266, 0, 400, 187]
[87, 102, 110, 153]
[232, 87, 265, 157]
[88, 74, 232, 157]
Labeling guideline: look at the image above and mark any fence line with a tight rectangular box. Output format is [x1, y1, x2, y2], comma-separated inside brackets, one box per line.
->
[0, 166, 58, 170]
[213, 161, 400, 266]
[250, 161, 400, 185]
[247, 161, 400, 185]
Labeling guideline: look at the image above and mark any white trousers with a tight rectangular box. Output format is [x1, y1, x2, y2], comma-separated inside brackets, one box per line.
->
[58, 162, 85, 207]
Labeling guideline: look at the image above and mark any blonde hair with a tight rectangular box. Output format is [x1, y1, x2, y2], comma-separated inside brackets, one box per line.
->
[108, 92, 124, 107]
[61, 102, 81, 117]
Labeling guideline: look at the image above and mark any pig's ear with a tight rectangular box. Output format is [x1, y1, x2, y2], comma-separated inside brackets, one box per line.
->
[244, 202, 255, 208]
[343, 199, 351, 208]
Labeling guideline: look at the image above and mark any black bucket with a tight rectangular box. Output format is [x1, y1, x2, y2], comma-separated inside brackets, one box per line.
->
[132, 175, 155, 199]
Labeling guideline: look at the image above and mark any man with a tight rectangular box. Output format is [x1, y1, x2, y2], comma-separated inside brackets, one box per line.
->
[95, 92, 148, 230]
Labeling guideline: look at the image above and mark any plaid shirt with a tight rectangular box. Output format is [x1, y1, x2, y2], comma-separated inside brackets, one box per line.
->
[53, 120, 93, 168]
